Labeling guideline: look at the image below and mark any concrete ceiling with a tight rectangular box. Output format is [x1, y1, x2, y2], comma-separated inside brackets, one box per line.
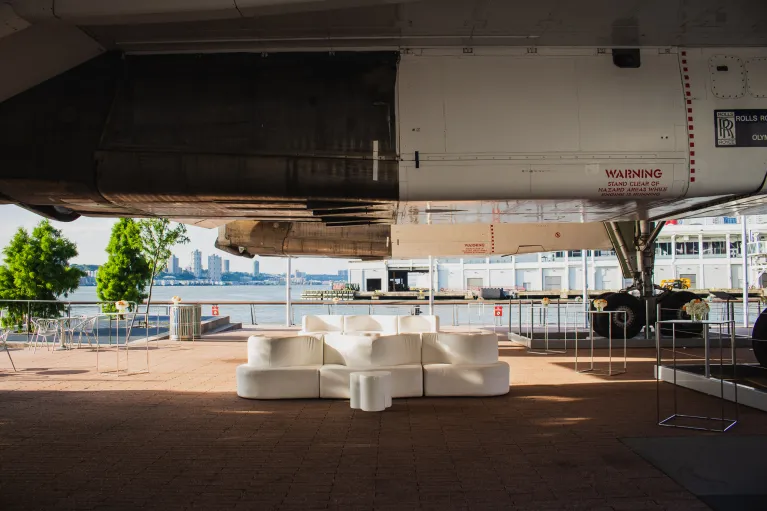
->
[71, 0, 767, 53]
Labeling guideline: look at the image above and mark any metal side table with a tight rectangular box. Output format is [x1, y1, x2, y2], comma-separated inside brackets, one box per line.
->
[525, 305, 566, 355]
[655, 319, 738, 432]
[96, 312, 149, 375]
[573, 310, 627, 376]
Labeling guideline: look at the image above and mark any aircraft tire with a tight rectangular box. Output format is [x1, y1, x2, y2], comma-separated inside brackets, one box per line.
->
[591, 292, 645, 339]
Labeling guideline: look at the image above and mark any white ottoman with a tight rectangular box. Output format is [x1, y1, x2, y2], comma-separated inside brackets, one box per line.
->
[350, 371, 392, 411]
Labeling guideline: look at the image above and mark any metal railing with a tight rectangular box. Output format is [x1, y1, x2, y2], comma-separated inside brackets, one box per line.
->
[0, 300, 172, 344]
[2, 297, 764, 342]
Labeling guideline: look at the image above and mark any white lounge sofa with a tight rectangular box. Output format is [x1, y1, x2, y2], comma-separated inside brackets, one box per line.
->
[236, 335, 323, 399]
[422, 332, 510, 397]
[236, 315, 509, 401]
[320, 333, 424, 398]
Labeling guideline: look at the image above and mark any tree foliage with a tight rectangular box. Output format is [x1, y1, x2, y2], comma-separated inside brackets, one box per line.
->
[0, 220, 84, 328]
[138, 219, 190, 305]
[96, 219, 151, 312]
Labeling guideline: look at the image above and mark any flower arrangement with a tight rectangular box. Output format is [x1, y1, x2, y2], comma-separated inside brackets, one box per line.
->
[115, 300, 129, 313]
[593, 298, 608, 311]
[682, 299, 710, 321]
[541, 297, 551, 307]
[171, 296, 182, 305]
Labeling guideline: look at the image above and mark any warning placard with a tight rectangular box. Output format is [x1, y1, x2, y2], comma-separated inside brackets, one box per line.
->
[598, 168, 669, 198]
[462, 243, 488, 255]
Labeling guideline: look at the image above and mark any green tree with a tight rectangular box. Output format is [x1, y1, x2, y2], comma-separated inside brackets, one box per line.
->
[138, 219, 190, 306]
[96, 219, 151, 312]
[0, 220, 84, 329]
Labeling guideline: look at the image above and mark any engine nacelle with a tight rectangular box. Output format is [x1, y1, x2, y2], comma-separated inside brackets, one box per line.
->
[215, 220, 391, 259]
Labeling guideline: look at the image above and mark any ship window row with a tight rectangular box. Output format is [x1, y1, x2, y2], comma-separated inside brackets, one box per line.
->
[656, 239, 740, 258]
[431, 239, 744, 265]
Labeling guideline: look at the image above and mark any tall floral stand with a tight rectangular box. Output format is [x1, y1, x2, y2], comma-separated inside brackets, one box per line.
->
[573, 309, 627, 375]
[655, 319, 738, 432]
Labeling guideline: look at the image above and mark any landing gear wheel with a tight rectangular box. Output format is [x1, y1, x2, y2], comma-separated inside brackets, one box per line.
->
[658, 291, 703, 338]
[751, 311, 767, 368]
[592, 292, 645, 340]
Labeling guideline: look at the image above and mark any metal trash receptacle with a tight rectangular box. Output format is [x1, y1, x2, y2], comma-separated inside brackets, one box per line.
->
[170, 304, 201, 341]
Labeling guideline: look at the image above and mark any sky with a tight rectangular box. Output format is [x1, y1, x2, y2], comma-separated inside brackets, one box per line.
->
[0, 205, 349, 275]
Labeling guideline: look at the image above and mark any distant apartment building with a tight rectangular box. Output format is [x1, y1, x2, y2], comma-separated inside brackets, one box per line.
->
[208, 254, 223, 281]
[253, 259, 260, 276]
[191, 250, 202, 278]
[166, 255, 180, 275]
[223, 260, 230, 274]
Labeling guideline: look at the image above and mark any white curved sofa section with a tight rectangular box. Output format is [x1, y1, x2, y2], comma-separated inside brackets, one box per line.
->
[320, 333, 423, 398]
[342, 315, 399, 335]
[301, 315, 344, 335]
[301, 314, 438, 336]
[422, 333, 510, 397]
[236, 335, 322, 399]
[398, 315, 439, 334]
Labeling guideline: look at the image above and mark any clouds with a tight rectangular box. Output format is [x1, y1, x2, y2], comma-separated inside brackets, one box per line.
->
[0, 205, 350, 275]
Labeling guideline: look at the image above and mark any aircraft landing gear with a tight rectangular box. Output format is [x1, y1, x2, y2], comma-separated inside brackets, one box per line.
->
[592, 219, 709, 340]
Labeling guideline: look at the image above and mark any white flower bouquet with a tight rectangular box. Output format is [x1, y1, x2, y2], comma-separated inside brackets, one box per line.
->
[593, 298, 608, 311]
[682, 299, 709, 321]
[171, 296, 182, 305]
[115, 300, 129, 313]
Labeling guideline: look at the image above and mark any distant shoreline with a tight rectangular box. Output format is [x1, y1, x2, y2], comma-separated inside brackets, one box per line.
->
[76, 282, 331, 287]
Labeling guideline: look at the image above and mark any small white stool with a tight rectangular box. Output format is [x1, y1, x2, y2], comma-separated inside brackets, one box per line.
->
[350, 371, 392, 412]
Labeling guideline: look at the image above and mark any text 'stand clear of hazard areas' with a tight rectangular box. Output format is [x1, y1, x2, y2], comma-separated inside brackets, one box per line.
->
[494, 306, 503, 317]
[212, 305, 220, 316]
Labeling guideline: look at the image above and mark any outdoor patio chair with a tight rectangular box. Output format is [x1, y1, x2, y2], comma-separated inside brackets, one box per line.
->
[30, 318, 59, 353]
[59, 316, 83, 349]
[73, 316, 97, 348]
[0, 328, 16, 371]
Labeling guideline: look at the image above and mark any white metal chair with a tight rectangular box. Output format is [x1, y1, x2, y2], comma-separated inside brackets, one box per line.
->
[74, 316, 97, 348]
[1, 328, 16, 371]
[30, 318, 59, 353]
[60, 316, 87, 348]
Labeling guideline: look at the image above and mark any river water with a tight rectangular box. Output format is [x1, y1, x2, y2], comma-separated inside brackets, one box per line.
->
[63, 285, 761, 329]
[64, 285, 523, 327]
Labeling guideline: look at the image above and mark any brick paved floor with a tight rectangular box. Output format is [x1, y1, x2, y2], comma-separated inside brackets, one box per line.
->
[1, 327, 765, 510]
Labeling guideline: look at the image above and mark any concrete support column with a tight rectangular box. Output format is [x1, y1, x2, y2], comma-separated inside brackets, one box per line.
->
[742, 216, 749, 327]
[590, 250, 596, 290]
[428, 256, 435, 314]
[582, 250, 588, 312]
[671, 235, 677, 277]
[726, 233, 733, 288]
[286, 257, 292, 327]
[698, 233, 704, 289]
[511, 256, 516, 289]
